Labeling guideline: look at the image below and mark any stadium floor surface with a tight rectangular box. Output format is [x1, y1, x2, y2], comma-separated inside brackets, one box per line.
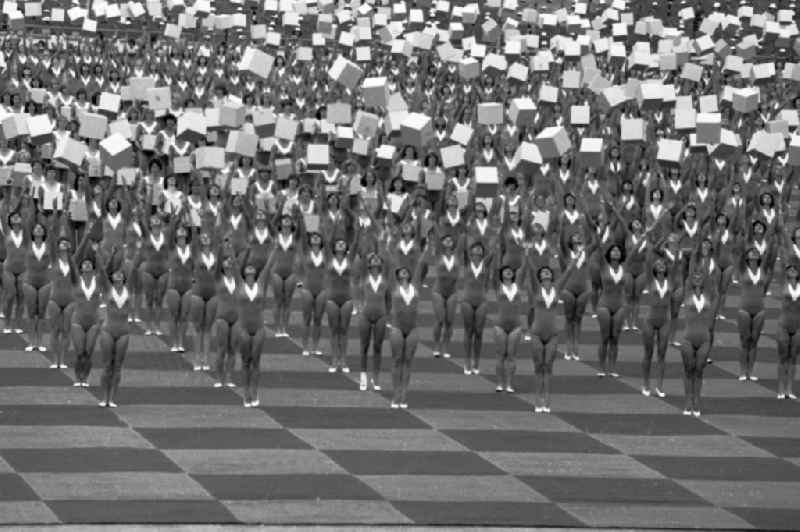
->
[0, 287, 798, 530]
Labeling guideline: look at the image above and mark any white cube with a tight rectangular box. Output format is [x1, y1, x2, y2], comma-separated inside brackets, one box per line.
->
[361, 77, 389, 108]
[509, 98, 536, 126]
[401, 113, 434, 148]
[579, 138, 604, 166]
[239, 47, 275, 79]
[100, 133, 133, 170]
[534, 127, 572, 159]
[477, 102, 504, 125]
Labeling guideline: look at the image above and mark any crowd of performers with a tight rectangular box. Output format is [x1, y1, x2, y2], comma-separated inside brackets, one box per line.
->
[1, 156, 799, 415]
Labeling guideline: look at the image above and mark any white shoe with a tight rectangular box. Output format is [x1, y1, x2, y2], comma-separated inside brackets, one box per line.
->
[50, 363, 59, 369]
[523, 334, 531, 341]
[24, 345, 34, 352]
[738, 375, 747, 381]
[302, 350, 310, 357]
[251, 399, 260, 407]
[496, 385, 504, 392]
[442, 353, 451, 359]
[359, 372, 368, 391]
[778, 393, 786, 399]
[610, 372, 620, 378]
[73, 382, 82, 387]
[390, 402, 399, 409]
[144, 330, 153, 336]
[202, 365, 211, 371]
[464, 367, 471, 375]
[572, 354, 581, 361]
[682, 410, 692, 416]
[38, 346, 47, 352]
[243, 401, 252, 408]
[749, 375, 759, 382]
[108, 402, 117, 408]
[564, 353, 572, 360]
[542, 406, 551, 413]
[789, 393, 798, 400]
[225, 382, 235, 388]
[328, 367, 337, 373]
[472, 368, 480, 375]
[14, 329, 22, 334]
[642, 388, 651, 397]
[81, 382, 89, 388]
[505, 386, 515, 393]
[400, 403, 408, 409]
[98, 401, 107, 407]
[213, 382, 223, 388]
[341, 367, 350, 374]
[655, 388, 666, 398]
[170, 346, 179, 353]
[59, 364, 67, 369]
[371, 379, 381, 391]
[597, 372, 606, 377]
[692, 410, 701, 417]
[534, 406, 543, 413]
[193, 365, 202, 371]
[432, 351, 441, 358]
[2, 329, 11, 334]
[313, 350, 323, 356]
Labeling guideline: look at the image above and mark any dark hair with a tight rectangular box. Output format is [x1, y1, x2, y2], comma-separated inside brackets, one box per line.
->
[536, 266, 553, 282]
[499, 264, 516, 281]
[605, 244, 625, 264]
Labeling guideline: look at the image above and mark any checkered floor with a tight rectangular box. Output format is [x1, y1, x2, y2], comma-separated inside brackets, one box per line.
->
[0, 288, 798, 529]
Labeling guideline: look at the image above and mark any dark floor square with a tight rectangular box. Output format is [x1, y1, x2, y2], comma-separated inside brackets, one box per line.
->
[444, 430, 618, 454]
[138, 428, 311, 450]
[0, 336, 32, 350]
[728, 507, 800, 531]
[90, 387, 242, 405]
[264, 406, 428, 429]
[325, 451, 503, 475]
[252, 371, 359, 390]
[0, 368, 73, 386]
[393, 501, 584, 527]
[193, 474, 381, 500]
[0, 474, 39, 501]
[2, 448, 180, 473]
[666, 397, 800, 417]
[634, 456, 800, 481]
[391, 391, 531, 411]
[743, 437, 800, 458]
[0, 406, 123, 426]
[122, 352, 193, 371]
[558, 413, 725, 436]
[518, 477, 708, 505]
[48, 500, 236, 523]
